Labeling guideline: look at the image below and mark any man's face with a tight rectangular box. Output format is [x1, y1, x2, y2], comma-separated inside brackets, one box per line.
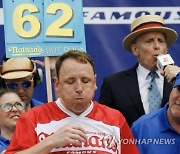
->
[131, 31, 167, 71]
[5, 75, 34, 105]
[168, 86, 180, 120]
[0, 93, 26, 130]
[54, 58, 97, 115]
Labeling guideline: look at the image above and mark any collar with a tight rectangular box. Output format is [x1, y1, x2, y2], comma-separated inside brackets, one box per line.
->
[137, 64, 150, 81]
[55, 98, 94, 118]
[137, 64, 163, 80]
[0, 136, 10, 144]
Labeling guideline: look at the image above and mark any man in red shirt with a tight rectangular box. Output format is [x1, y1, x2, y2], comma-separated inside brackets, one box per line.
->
[6, 50, 139, 154]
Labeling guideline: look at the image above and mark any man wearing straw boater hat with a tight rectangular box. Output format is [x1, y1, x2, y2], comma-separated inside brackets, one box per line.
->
[99, 15, 180, 126]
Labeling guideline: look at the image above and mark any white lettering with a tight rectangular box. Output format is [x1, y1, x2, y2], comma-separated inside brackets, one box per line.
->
[119, 138, 176, 145]
[1, 7, 180, 25]
[83, 7, 180, 24]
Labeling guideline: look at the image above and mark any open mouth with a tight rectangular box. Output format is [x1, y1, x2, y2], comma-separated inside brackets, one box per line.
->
[175, 103, 180, 106]
[154, 55, 159, 59]
[76, 98, 83, 100]
[174, 103, 180, 109]
[11, 115, 20, 119]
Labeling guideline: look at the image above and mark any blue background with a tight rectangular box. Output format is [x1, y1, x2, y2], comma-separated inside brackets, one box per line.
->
[0, 0, 180, 103]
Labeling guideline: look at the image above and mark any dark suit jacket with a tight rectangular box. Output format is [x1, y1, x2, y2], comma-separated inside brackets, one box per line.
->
[99, 64, 172, 126]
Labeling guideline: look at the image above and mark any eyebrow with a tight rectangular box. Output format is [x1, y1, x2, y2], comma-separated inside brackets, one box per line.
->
[2, 102, 17, 105]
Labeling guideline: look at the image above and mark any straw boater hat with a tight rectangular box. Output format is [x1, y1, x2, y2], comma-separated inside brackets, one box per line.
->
[0, 58, 36, 80]
[123, 15, 178, 51]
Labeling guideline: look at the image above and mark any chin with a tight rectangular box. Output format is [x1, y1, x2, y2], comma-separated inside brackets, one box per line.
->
[170, 108, 180, 119]
[73, 108, 86, 115]
[10, 122, 17, 128]
[74, 110, 84, 115]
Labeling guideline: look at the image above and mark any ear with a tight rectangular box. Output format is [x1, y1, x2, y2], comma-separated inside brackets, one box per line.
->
[53, 77, 60, 91]
[131, 44, 139, 57]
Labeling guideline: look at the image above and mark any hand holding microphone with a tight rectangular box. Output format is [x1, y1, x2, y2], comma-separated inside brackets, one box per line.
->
[157, 54, 180, 82]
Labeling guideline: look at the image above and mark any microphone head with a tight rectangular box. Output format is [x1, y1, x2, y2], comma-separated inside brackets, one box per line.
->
[157, 54, 174, 70]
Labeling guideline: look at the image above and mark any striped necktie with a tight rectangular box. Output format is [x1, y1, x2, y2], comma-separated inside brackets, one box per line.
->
[148, 71, 162, 112]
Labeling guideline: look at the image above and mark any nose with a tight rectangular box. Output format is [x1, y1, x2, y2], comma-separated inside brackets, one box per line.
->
[154, 40, 160, 50]
[75, 81, 83, 94]
[16, 84, 25, 93]
[11, 105, 18, 112]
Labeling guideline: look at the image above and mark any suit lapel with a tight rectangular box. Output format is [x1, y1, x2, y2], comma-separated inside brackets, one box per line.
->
[162, 78, 172, 107]
[124, 64, 145, 115]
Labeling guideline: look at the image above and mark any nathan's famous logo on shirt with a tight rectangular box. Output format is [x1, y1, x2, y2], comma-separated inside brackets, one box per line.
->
[38, 131, 119, 153]
[65, 134, 119, 152]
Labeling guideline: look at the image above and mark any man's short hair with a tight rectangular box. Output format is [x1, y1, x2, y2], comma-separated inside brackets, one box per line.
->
[55, 50, 95, 78]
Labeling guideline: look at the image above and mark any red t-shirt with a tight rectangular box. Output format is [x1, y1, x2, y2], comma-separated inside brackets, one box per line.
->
[6, 100, 139, 154]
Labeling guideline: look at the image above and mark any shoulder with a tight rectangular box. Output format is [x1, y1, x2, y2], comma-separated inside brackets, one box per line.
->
[21, 101, 57, 120]
[0, 136, 9, 152]
[131, 108, 163, 130]
[93, 101, 121, 113]
[92, 101, 126, 126]
[104, 64, 138, 82]
[0, 136, 9, 145]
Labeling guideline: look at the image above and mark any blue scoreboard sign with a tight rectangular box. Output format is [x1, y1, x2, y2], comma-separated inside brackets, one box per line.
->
[2, 0, 86, 58]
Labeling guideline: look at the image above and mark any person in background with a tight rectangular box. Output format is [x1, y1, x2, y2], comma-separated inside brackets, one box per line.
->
[6, 50, 139, 154]
[0, 58, 44, 110]
[131, 73, 180, 154]
[0, 89, 27, 153]
[99, 14, 180, 126]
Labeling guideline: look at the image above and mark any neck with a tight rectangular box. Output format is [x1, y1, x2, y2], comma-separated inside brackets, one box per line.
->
[167, 109, 180, 134]
[1, 127, 15, 140]
[26, 102, 32, 111]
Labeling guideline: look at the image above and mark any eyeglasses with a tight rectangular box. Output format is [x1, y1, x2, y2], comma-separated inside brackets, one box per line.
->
[6, 79, 33, 90]
[0, 101, 26, 112]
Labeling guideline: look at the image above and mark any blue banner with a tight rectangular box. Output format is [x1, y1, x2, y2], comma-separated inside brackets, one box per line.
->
[0, 0, 180, 102]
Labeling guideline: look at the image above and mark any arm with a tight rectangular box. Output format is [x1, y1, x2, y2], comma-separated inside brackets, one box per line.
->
[16, 125, 87, 154]
[32, 57, 59, 78]
[6, 117, 87, 154]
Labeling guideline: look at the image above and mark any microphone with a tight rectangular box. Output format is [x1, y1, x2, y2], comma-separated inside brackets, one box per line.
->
[157, 54, 174, 70]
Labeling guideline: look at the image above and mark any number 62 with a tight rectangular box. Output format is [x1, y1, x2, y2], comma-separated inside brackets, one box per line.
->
[13, 3, 74, 39]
